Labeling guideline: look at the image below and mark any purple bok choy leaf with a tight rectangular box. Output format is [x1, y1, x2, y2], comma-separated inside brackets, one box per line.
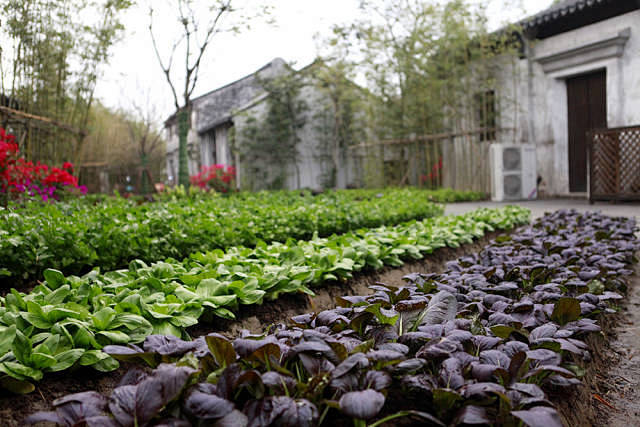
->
[25, 391, 114, 427]
[511, 406, 563, 427]
[396, 291, 457, 336]
[108, 364, 197, 426]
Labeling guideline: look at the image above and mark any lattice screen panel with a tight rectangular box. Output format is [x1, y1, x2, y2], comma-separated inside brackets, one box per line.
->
[619, 128, 640, 193]
[590, 126, 640, 202]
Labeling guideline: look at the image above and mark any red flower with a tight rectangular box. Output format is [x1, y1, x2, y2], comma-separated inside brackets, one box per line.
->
[1, 126, 84, 200]
[190, 164, 236, 193]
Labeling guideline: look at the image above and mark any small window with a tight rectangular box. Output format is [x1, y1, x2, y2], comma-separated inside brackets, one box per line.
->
[475, 90, 496, 142]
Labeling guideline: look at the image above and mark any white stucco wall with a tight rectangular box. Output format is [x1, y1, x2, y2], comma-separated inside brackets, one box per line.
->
[293, 82, 349, 190]
[497, 10, 640, 196]
[232, 100, 268, 189]
[233, 77, 358, 191]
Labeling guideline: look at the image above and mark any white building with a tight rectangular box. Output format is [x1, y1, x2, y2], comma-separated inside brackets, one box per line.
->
[164, 59, 287, 185]
[164, 58, 362, 190]
[497, 0, 640, 197]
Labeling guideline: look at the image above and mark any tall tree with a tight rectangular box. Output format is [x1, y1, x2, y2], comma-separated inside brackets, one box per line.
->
[149, 0, 269, 187]
[0, 0, 132, 164]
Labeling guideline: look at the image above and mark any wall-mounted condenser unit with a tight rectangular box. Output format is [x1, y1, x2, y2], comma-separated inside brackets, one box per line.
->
[490, 144, 537, 202]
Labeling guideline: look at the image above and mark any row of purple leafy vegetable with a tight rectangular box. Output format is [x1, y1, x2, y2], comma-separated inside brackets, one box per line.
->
[27, 209, 639, 426]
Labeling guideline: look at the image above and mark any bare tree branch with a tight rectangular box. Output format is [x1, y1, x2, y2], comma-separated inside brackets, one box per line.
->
[149, 6, 180, 111]
[125, 88, 163, 159]
[186, 2, 230, 99]
[147, 0, 270, 187]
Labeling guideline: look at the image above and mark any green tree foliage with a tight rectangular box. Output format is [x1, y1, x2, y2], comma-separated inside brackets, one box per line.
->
[0, 0, 133, 165]
[328, 0, 521, 139]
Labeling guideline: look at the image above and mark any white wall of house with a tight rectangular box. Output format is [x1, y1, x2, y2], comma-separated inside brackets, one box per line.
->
[292, 82, 353, 190]
[233, 80, 358, 191]
[496, 10, 640, 196]
[234, 91, 327, 190]
[233, 100, 267, 189]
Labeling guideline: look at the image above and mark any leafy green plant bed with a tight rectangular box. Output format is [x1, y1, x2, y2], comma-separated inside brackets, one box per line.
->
[25, 210, 637, 426]
[0, 206, 525, 394]
[0, 188, 485, 284]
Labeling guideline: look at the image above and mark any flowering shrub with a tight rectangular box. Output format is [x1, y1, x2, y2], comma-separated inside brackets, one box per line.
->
[420, 156, 443, 186]
[0, 127, 86, 202]
[190, 164, 236, 193]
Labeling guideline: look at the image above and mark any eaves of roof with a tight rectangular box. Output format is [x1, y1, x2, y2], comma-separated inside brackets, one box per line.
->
[191, 59, 282, 104]
[522, 0, 608, 29]
[196, 116, 233, 135]
[520, 0, 639, 39]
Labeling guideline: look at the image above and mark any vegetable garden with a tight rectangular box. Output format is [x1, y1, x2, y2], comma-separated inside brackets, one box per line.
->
[0, 188, 483, 284]
[0, 189, 636, 426]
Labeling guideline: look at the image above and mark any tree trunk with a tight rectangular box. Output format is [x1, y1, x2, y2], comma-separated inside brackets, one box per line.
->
[332, 95, 342, 189]
[177, 108, 190, 187]
[140, 153, 151, 195]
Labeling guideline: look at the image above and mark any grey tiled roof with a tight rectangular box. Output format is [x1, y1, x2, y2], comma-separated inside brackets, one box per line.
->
[191, 58, 287, 134]
[521, 0, 610, 29]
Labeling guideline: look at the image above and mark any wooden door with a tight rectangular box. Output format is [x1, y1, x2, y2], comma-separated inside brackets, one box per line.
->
[567, 70, 607, 192]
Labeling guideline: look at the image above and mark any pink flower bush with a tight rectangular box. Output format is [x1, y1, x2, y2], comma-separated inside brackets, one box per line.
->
[190, 164, 236, 193]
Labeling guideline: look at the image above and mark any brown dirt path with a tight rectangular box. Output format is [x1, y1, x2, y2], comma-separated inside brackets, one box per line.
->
[553, 264, 640, 426]
[594, 263, 640, 425]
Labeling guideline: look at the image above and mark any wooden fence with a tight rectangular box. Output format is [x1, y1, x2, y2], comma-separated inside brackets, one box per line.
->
[348, 128, 512, 193]
[589, 125, 640, 202]
[0, 105, 85, 165]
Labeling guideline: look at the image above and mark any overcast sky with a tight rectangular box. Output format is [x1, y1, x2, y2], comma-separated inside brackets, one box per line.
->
[96, 0, 554, 120]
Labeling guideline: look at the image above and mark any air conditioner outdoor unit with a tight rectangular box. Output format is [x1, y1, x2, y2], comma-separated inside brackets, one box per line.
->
[490, 143, 537, 202]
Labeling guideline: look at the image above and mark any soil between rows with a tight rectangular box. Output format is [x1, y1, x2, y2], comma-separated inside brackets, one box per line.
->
[552, 262, 640, 426]
[0, 232, 502, 425]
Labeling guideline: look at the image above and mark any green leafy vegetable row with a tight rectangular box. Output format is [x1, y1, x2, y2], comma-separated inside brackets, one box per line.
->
[0, 188, 484, 283]
[0, 206, 527, 393]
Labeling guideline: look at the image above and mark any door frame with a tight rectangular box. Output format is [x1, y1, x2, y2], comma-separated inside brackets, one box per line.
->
[534, 29, 630, 196]
[540, 61, 614, 196]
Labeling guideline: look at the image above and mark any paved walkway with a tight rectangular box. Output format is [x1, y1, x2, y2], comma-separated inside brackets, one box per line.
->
[445, 198, 639, 221]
